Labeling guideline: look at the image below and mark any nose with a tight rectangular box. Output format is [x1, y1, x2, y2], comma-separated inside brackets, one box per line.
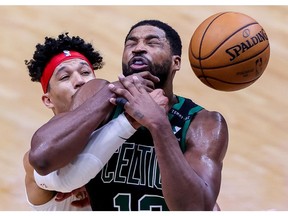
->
[132, 41, 147, 54]
[72, 73, 86, 89]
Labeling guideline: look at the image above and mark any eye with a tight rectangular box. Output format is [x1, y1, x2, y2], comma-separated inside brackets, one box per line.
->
[147, 38, 161, 46]
[125, 39, 137, 47]
[59, 75, 69, 81]
[81, 71, 91, 76]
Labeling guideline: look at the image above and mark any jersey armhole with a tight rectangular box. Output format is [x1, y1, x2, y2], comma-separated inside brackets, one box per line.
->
[180, 105, 204, 152]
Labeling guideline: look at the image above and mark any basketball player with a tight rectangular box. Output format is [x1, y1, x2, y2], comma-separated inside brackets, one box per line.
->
[28, 20, 228, 210]
[87, 20, 228, 211]
[23, 33, 165, 210]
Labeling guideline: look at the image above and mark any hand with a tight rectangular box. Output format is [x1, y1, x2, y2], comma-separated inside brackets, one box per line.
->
[149, 89, 169, 114]
[124, 72, 160, 93]
[109, 75, 168, 128]
[122, 89, 168, 129]
[55, 186, 90, 208]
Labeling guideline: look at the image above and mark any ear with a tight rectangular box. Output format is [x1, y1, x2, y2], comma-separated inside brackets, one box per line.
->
[172, 55, 181, 71]
[41, 93, 54, 109]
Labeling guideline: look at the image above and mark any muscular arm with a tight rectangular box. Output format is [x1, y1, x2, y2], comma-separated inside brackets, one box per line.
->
[29, 79, 113, 175]
[109, 76, 228, 210]
[29, 73, 159, 176]
[23, 152, 57, 206]
[148, 110, 228, 210]
[33, 113, 136, 192]
[33, 89, 167, 192]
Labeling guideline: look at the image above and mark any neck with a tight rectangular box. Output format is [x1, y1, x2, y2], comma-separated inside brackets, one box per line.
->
[169, 94, 178, 109]
[162, 84, 177, 110]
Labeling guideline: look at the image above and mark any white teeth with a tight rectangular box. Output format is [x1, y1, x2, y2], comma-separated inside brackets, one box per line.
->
[134, 60, 143, 65]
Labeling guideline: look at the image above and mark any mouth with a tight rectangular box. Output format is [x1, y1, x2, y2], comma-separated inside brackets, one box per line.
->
[129, 56, 149, 71]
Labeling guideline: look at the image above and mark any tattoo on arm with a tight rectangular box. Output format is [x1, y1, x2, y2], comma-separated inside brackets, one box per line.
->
[133, 111, 144, 120]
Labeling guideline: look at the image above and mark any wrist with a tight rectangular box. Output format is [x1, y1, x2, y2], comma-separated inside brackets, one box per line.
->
[124, 113, 141, 129]
[147, 115, 170, 133]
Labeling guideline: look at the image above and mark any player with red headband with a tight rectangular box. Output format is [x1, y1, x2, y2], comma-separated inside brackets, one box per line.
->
[23, 32, 166, 211]
[40, 50, 94, 93]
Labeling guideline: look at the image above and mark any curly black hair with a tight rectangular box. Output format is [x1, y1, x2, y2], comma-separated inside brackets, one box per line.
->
[25, 32, 104, 82]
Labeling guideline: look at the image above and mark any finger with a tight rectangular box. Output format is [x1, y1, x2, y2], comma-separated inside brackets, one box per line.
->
[75, 192, 85, 200]
[55, 192, 72, 201]
[119, 76, 135, 91]
[136, 75, 156, 92]
[138, 71, 160, 83]
[119, 76, 141, 97]
[71, 197, 90, 208]
[132, 76, 146, 94]
[108, 83, 130, 99]
[108, 84, 132, 107]
[143, 80, 155, 92]
[125, 72, 156, 92]
[109, 98, 117, 106]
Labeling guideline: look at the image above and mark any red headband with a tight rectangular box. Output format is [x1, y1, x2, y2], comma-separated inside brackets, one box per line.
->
[40, 50, 94, 93]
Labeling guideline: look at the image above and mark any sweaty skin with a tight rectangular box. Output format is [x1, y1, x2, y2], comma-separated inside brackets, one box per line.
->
[28, 22, 228, 211]
[24, 79, 109, 209]
[109, 75, 228, 210]
[107, 23, 229, 210]
[26, 77, 167, 208]
[29, 72, 160, 175]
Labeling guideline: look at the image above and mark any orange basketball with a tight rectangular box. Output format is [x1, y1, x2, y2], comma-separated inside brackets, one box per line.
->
[189, 11, 270, 91]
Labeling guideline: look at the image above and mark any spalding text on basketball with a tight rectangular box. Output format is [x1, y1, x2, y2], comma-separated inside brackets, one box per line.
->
[225, 29, 268, 61]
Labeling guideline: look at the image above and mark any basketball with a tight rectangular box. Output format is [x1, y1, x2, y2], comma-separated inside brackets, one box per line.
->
[189, 11, 270, 91]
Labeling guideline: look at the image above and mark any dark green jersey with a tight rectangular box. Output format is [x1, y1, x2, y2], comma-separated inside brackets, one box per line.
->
[86, 95, 203, 211]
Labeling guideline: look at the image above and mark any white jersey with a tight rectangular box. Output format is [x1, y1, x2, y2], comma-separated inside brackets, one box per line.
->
[27, 194, 92, 211]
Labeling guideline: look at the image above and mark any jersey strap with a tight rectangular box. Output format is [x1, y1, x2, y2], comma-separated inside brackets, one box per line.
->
[168, 95, 203, 152]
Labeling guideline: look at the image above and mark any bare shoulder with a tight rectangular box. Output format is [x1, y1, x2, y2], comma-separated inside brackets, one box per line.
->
[195, 109, 226, 124]
[186, 109, 228, 162]
[191, 109, 228, 132]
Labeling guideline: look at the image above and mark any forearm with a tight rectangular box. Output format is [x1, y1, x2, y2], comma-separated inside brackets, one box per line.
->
[29, 73, 158, 175]
[148, 121, 210, 210]
[29, 84, 115, 175]
[34, 113, 136, 192]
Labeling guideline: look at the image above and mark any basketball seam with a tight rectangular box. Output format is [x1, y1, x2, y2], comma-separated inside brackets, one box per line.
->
[198, 12, 227, 88]
[196, 22, 259, 61]
[197, 75, 261, 85]
[192, 43, 269, 70]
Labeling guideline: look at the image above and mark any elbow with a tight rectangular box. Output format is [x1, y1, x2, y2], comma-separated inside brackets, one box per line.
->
[203, 184, 219, 211]
[29, 135, 54, 176]
[29, 149, 51, 176]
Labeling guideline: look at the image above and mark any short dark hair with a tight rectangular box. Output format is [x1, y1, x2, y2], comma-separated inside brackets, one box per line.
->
[25, 32, 104, 82]
[125, 20, 182, 57]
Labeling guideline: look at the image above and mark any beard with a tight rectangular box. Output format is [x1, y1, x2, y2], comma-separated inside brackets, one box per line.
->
[122, 58, 172, 89]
